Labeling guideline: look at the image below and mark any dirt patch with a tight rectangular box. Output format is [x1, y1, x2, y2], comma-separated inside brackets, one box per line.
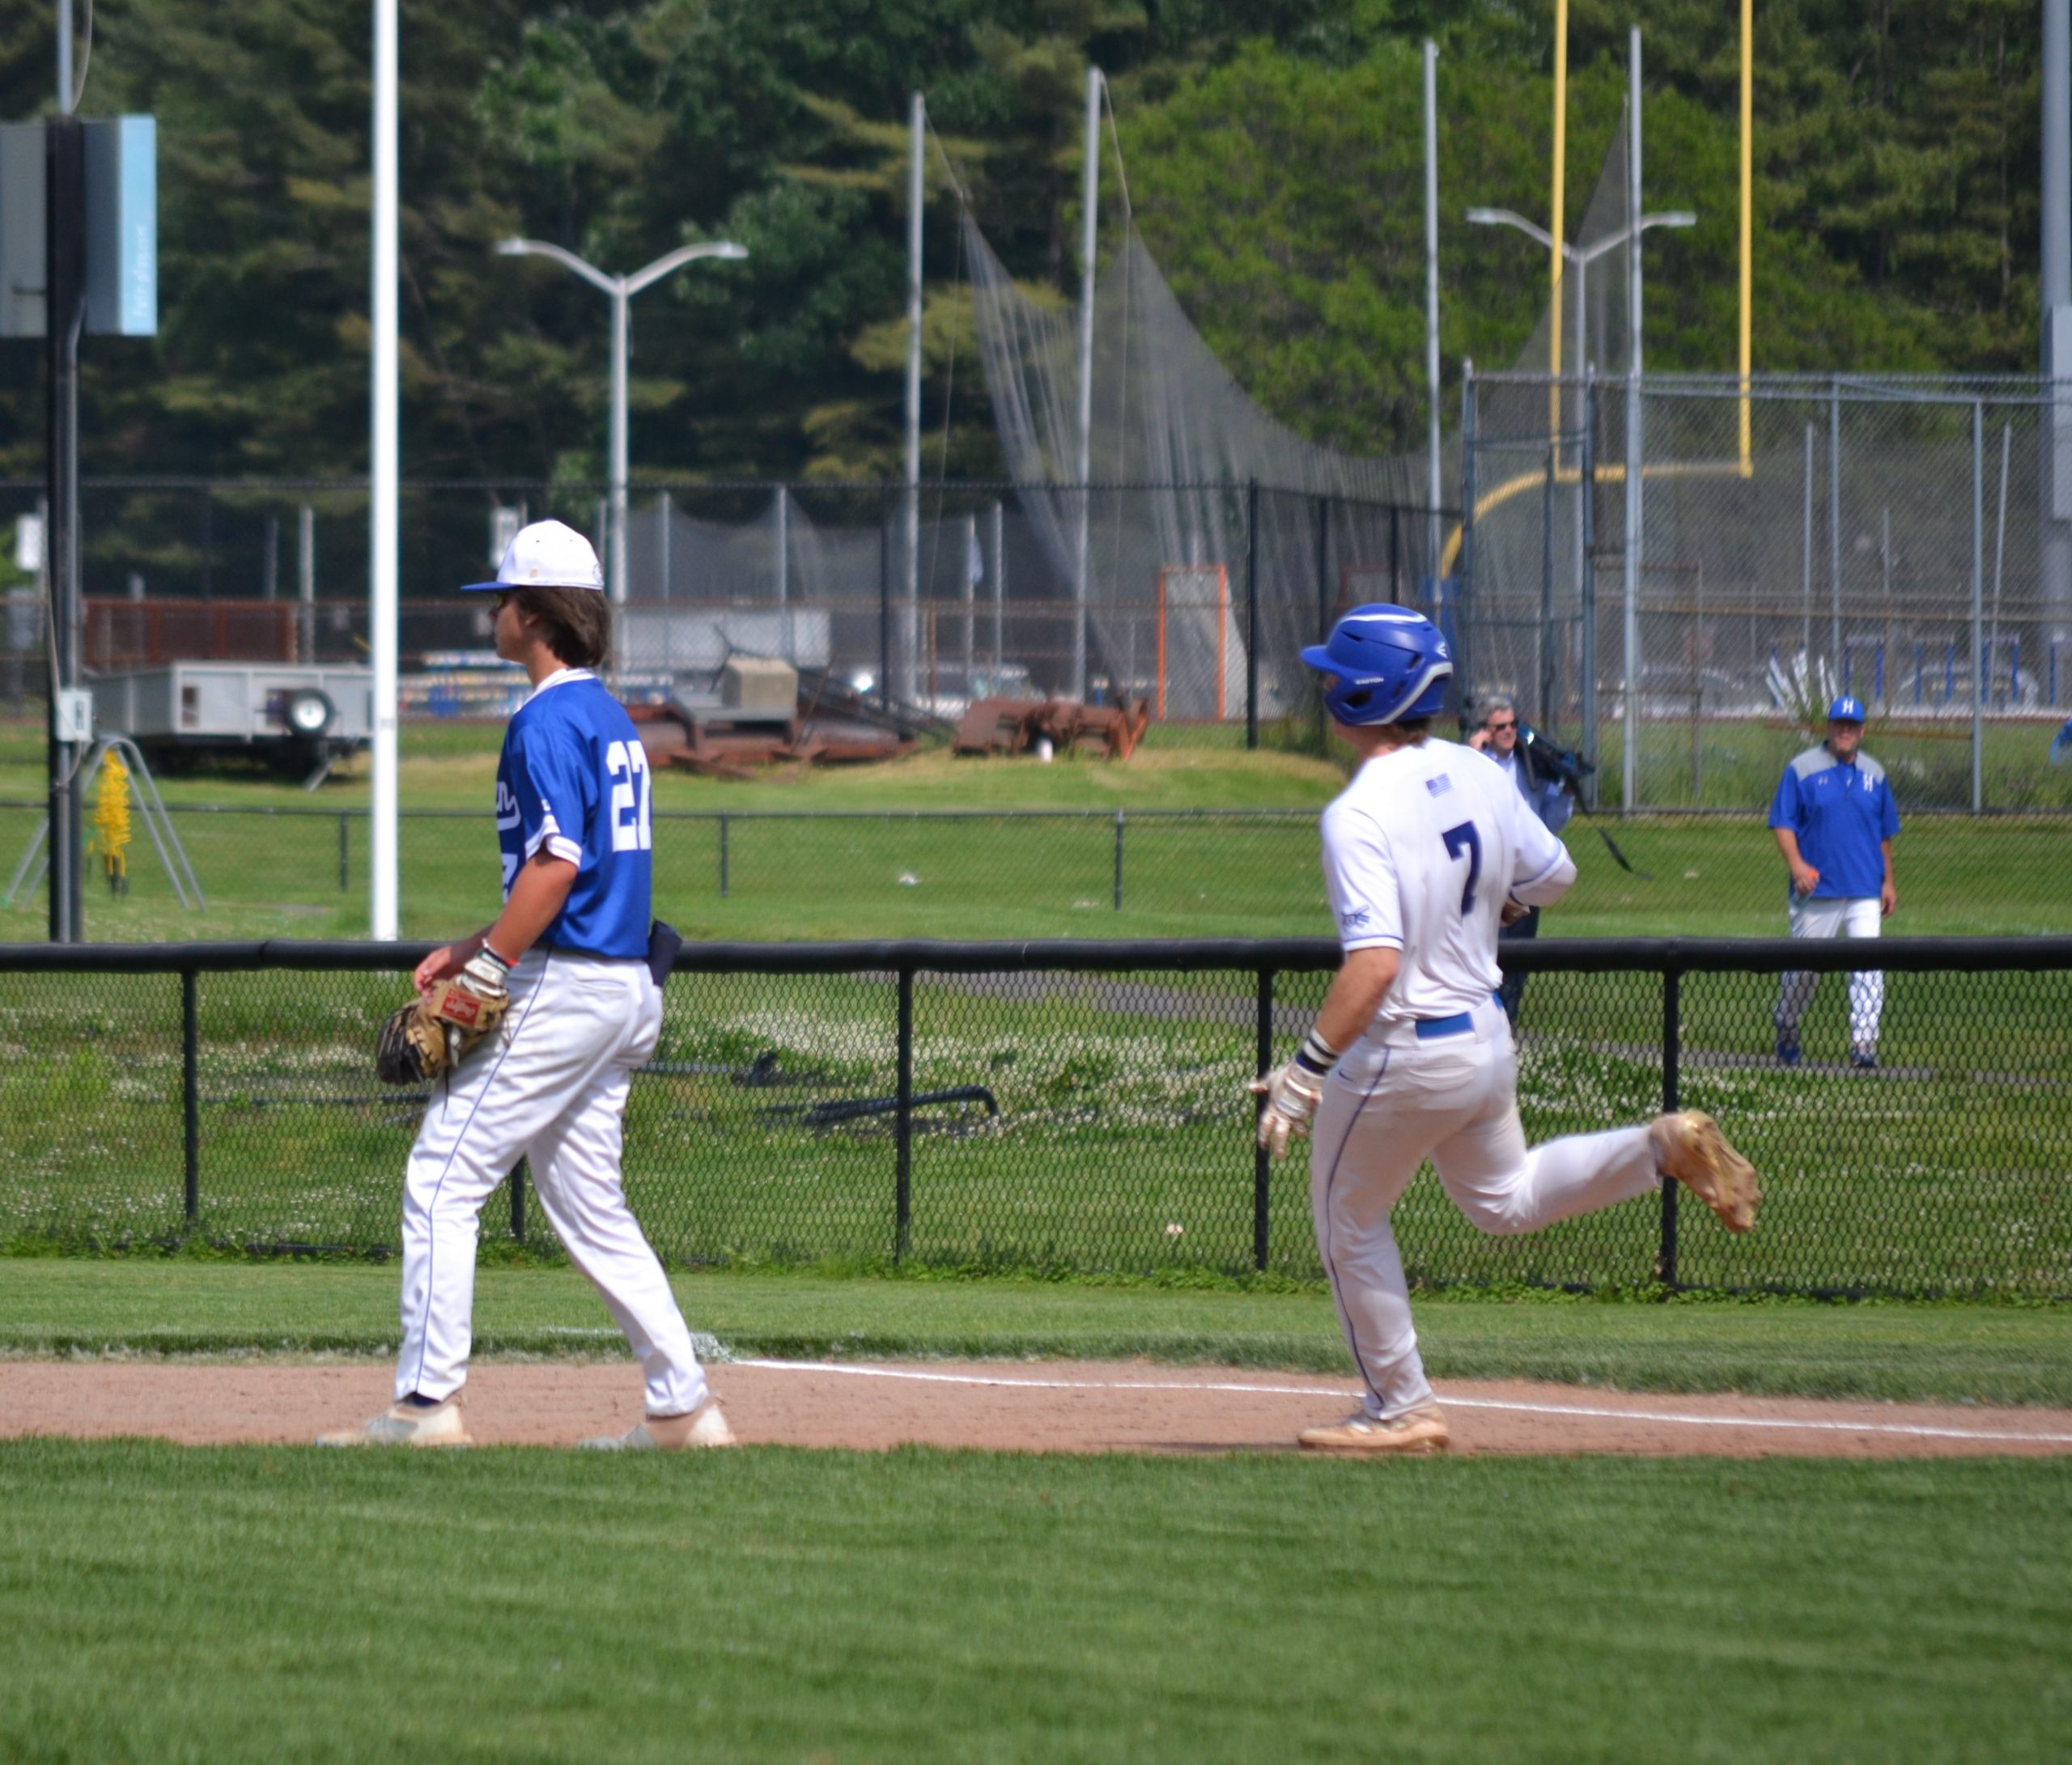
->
[4, 1359, 2070, 1457]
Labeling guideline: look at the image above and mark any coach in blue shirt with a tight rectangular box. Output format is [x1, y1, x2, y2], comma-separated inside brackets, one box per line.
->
[1768, 696, 1900, 1068]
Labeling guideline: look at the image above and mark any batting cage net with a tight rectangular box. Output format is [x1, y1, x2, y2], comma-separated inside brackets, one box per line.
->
[2, 938, 2065, 1300]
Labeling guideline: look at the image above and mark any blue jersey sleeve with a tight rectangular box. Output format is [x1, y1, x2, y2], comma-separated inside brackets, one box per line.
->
[505, 722, 592, 868]
[1767, 765, 1801, 832]
[1879, 778, 1900, 842]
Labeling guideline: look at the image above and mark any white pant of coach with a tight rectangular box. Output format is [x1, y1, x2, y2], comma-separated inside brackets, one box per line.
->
[1310, 999, 1659, 1420]
[394, 949, 708, 1416]
[1775, 894, 1883, 1050]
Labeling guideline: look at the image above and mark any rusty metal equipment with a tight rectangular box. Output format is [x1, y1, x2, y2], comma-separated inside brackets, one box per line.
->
[630, 663, 938, 779]
[952, 697, 1149, 761]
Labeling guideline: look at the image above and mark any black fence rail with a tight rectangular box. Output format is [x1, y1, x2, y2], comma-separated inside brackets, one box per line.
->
[2, 936, 2066, 1298]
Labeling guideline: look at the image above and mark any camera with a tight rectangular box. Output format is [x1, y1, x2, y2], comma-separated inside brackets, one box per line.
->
[1515, 723, 1593, 794]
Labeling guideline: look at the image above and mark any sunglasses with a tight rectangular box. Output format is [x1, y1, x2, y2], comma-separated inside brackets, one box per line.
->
[1486, 719, 1516, 732]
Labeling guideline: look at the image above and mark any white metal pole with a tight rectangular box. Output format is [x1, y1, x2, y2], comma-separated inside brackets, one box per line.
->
[1801, 422, 1813, 666]
[1572, 243, 1586, 723]
[298, 503, 315, 667]
[991, 499, 1004, 675]
[775, 483, 790, 663]
[1972, 399, 1985, 811]
[1424, 40, 1441, 588]
[962, 511, 976, 690]
[610, 282, 630, 608]
[659, 489, 673, 677]
[2042, 0, 2070, 646]
[369, 0, 399, 940]
[1829, 383, 1842, 664]
[57, 0, 71, 109]
[1621, 26, 1643, 811]
[902, 91, 924, 707]
[1989, 423, 2010, 691]
[1073, 66, 1101, 702]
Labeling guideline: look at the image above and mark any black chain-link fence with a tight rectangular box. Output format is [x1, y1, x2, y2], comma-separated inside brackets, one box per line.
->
[2, 936, 2066, 1298]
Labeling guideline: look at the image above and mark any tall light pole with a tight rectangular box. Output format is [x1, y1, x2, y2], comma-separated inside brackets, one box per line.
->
[1467, 202, 1692, 787]
[498, 238, 747, 608]
[371, 0, 399, 939]
[1466, 208, 1694, 405]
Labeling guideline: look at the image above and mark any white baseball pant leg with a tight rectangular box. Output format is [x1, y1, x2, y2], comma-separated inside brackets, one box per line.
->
[394, 953, 706, 1413]
[1776, 895, 1883, 1048]
[526, 969, 707, 1417]
[1310, 1006, 1658, 1420]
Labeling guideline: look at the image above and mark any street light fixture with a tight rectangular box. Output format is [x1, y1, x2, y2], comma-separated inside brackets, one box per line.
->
[497, 237, 748, 610]
[1466, 207, 1693, 390]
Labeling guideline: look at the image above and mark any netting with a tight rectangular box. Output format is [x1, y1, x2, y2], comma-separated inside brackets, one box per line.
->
[964, 216, 1439, 718]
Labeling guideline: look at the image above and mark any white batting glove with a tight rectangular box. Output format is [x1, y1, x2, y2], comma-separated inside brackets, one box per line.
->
[1249, 1063, 1325, 1160]
[457, 942, 512, 1003]
[1247, 1029, 1341, 1160]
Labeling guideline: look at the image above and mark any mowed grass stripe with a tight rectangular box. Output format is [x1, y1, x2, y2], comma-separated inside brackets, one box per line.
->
[6, 1262, 2072, 1406]
[0, 1441, 2066, 1765]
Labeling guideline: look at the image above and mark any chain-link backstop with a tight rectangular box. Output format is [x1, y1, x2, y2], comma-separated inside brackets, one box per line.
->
[1462, 372, 2072, 812]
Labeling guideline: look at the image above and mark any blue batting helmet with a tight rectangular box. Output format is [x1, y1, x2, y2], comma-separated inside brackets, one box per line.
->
[1300, 604, 1454, 727]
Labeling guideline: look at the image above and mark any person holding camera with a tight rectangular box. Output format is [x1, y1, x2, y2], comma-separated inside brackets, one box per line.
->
[1469, 696, 1576, 1024]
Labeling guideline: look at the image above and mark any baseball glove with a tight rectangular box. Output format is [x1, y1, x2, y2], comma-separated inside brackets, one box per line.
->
[375, 979, 509, 1085]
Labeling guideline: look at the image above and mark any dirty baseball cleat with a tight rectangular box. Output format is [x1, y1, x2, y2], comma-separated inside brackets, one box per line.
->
[1651, 1109, 1761, 1233]
[1297, 1403, 1450, 1456]
[1849, 1046, 1879, 1070]
[315, 1395, 470, 1448]
[579, 1401, 735, 1451]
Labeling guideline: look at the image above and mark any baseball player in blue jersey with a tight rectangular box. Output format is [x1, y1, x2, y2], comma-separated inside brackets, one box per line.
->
[321, 520, 728, 1450]
[1251, 605, 1761, 1454]
[1768, 696, 1900, 1069]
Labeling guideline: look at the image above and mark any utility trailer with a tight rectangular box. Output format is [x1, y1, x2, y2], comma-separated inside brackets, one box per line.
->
[93, 661, 373, 782]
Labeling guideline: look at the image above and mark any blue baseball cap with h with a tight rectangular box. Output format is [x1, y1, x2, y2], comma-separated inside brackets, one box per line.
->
[1827, 695, 1866, 723]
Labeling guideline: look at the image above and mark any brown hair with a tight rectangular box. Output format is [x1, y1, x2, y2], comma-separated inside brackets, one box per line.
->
[510, 585, 611, 669]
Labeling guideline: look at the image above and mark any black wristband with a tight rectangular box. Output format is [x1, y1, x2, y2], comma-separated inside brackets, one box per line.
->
[1293, 1028, 1342, 1076]
[476, 941, 513, 973]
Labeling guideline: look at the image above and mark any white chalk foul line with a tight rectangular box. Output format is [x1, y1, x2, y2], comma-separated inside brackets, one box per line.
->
[730, 1359, 2072, 1447]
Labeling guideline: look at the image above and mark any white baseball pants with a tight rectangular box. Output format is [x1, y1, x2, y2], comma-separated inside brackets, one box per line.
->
[1309, 1000, 1659, 1421]
[1775, 895, 1883, 1050]
[394, 949, 708, 1417]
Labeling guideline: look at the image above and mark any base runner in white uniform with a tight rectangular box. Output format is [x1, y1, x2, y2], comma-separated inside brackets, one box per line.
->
[1252, 606, 1762, 1454]
[320, 520, 729, 1451]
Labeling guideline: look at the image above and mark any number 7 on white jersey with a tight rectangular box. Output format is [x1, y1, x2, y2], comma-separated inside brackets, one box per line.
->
[606, 740, 652, 851]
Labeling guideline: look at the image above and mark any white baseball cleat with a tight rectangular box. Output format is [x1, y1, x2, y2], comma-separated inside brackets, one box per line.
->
[315, 1396, 470, 1448]
[1297, 1403, 1450, 1456]
[1650, 1109, 1762, 1234]
[579, 1401, 736, 1451]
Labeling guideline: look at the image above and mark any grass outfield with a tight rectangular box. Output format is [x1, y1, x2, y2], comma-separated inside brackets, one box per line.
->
[0, 716, 2069, 940]
[2, 1441, 2067, 1763]
[6, 1262, 2072, 1406]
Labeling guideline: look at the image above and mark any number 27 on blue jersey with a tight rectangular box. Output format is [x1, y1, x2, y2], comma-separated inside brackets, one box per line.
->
[606, 740, 652, 852]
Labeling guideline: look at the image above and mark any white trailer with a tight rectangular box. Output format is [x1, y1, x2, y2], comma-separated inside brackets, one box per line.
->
[93, 660, 373, 779]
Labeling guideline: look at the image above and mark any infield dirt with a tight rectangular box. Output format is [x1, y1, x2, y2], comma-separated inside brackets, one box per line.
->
[4, 1359, 2070, 1457]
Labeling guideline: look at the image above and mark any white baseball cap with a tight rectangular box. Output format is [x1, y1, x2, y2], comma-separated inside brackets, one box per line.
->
[461, 518, 605, 593]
